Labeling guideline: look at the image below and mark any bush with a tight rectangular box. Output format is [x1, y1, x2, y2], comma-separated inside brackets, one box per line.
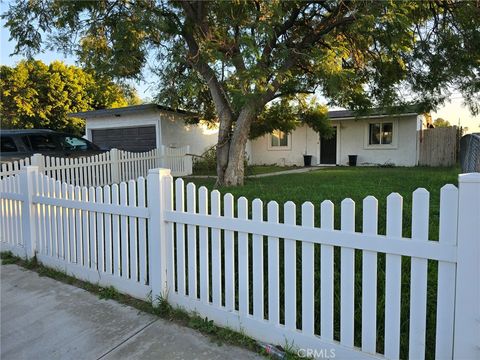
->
[193, 146, 251, 176]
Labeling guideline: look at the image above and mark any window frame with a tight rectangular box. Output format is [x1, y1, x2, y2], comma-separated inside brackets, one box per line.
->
[267, 130, 292, 151]
[364, 119, 398, 149]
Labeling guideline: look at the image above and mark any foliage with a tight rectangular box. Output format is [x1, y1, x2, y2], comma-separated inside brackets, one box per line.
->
[3, 1, 479, 183]
[433, 117, 451, 127]
[193, 146, 250, 174]
[0, 60, 133, 135]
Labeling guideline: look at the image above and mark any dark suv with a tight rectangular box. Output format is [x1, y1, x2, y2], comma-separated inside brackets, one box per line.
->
[1, 129, 104, 163]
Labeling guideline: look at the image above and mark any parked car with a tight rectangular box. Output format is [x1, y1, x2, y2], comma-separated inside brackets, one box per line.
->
[0, 129, 104, 163]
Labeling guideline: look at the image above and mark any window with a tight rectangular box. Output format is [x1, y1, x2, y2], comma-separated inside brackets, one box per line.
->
[58, 136, 91, 151]
[369, 122, 393, 145]
[270, 130, 289, 147]
[1, 137, 18, 152]
[26, 135, 59, 151]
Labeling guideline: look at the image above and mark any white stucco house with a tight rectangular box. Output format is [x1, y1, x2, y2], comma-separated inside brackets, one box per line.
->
[69, 104, 218, 155]
[71, 104, 426, 167]
[248, 109, 426, 166]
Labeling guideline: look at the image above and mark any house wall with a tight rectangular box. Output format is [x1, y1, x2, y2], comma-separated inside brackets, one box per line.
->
[160, 114, 218, 155]
[248, 124, 319, 166]
[85, 111, 162, 149]
[336, 115, 420, 166]
[248, 115, 421, 166]
[84, 110, 218, 156]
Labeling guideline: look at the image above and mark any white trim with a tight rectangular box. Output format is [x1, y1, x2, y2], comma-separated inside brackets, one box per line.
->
[364, 119, 398, 150]
[331, 112, 417, 121]
[267, 131, 292, 151]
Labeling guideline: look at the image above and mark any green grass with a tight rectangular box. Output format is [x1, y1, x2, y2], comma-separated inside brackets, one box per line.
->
[187, 166, 460, 239]
[184, 166, 460, 358]
[192, 165, 300, 176]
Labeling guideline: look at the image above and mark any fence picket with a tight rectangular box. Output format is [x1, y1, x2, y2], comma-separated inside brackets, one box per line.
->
[111, 184, 121, 276]
[301, 202, 314, 335]
[187, 183, 198, 299]
[55, 180, 64, 259]
[211, 190, 222, 307]
[435, 185, 458, 359]
[74, 186, 83, 264]
[128, 180, 138, 281]
[238, 197, 249, 315]
[385, 193, 403, 359]
[361, 196, 378, 353]
[96, 186, 104, 273]
[199, 187, 209, 303]
[104, 185, 112, 274]
[224, 193, 235, 311]
[340, 198, 355, 347]
[67, 185, 75, 263]
[409, 189, 430, 358]
[284, 201, 296, 330]
[252, 198, 264, 320]
[268, 201, 280, 325]
[137, 178, 147, 284]
[320, 200, 334, 340]
[175, 178, 186, 295]
[120, 182, 129, 278]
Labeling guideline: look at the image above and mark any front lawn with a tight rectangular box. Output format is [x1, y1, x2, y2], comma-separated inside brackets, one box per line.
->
[187, 166, 460, 239]
[192, 164, 299, 176]
[184, 166, 460, 358]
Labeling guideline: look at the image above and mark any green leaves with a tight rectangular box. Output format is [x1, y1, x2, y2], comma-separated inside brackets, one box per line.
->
[0, 60, 130, 135]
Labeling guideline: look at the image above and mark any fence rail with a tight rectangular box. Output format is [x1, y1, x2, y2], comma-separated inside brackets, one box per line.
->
[1, 167, 479, 359]
[0, 146, 193, 186]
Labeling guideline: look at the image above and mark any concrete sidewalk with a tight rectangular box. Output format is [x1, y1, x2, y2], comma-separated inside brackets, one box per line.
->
[186, 166, 326, 179]
[1, 264, 262, 360]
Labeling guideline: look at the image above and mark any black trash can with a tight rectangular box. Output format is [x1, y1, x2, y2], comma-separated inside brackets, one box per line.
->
[303, 155, 313, 167]
[348, 155, 358, 166]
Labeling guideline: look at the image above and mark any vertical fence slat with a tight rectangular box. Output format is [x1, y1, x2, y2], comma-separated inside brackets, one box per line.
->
[362, 196, 378, 353]
[128, 180, 138, 281]
[340, 198, 355, 347]
[55, 181, 64, 259]
[112, 184, 121, 276]
[301, 202, 314, 335]
[74, 186, 83, 264]
[320, 200, 334, 340]
[224, 193, 235, 311]
[104, 185, 112, 274]
[211, 190, 222, 307]
[252, 198, 264, 320]
[435, 185, 458, 359]
[238, 197, 249, 315]
[175, 178, 186, 295]
[267, 201, 280, 325]
[284, 201, 296, 330]
[137, 178, 147, 284]
[96, 186, 104, 273]
[120, 182, 129, 278]
[187, 182, 198, 299]
[88, 187, 96, 268]
[409, 188, 430, 359]
[385, 193, 403, 359]
[61, 183, 69, 261]
[199, 187, 209, 303]
[81, 187, 89, 266]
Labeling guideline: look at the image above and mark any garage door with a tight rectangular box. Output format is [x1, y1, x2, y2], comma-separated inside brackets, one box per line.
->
[92, 126, 156, 152]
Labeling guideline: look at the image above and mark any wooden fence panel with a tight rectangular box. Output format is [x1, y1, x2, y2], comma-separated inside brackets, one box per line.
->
[419, 126, 458, 166]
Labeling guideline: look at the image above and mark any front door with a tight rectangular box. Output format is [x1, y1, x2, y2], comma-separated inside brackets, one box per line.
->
[320, 127, 337, 164]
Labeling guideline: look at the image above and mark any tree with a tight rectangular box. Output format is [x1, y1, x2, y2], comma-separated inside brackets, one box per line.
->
[0, 60, 132, 135]
[433, 118, 451, 127]
[3, 1, 479, 185]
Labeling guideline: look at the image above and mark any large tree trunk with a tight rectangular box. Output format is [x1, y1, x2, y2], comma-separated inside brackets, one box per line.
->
[217, 103, 257, 186]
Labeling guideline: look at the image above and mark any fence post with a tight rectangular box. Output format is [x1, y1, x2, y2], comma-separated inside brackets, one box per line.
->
[30, 153, 45, 174]
[110, 148, 120, 183]
[185, 145, 193, 175]
[147, 167, 173, 305]
[20, 166, 39, 259]
[453, 173, 480, 358]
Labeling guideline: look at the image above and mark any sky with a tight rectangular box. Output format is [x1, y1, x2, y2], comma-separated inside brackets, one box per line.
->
[1, 14, 479, 133]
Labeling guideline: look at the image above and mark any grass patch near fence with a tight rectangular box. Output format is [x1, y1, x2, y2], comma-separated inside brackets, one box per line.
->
[0, 252, 300, 359]
[185, 166, 460, 358]
[193, 164, 300, 177]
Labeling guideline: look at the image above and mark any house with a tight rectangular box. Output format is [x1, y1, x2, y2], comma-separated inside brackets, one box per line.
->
[248, 108, 426, 166]
[69, 104, 219, 155]
[71, 104, 426, 167]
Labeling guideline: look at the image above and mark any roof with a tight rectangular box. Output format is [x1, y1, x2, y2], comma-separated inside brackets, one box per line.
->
[328, 105, 421, 120]
[69, 104, 196, 119]
[1, 129, 56, 135]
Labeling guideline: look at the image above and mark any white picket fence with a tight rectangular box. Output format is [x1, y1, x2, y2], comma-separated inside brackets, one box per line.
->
[0, 167, 479, 359]
[0, 145, 192, 185]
